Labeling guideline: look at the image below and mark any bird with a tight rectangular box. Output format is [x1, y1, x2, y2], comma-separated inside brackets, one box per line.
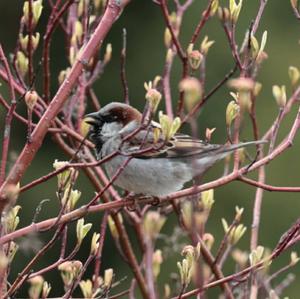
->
[85, 102, 265, 197]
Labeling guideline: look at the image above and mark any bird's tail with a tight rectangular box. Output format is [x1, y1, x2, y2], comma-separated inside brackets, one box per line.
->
[220, 140, 267, 155]
[189, 140, 267, 178]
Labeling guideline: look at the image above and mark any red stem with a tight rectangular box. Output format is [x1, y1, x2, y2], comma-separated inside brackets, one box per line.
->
[43, 0, 75, 102]
[239, 176, 300, 192]
[27, 0, 33, 83]
[120, 28, 129, 104]
[93, 212, 108, 291]
[189, 0, 212, 44]
[160, 0, 186, 61]
[0, 45, 16, 185]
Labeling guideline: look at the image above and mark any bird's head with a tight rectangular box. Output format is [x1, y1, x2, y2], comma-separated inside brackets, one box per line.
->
[84, 102, 142, 152]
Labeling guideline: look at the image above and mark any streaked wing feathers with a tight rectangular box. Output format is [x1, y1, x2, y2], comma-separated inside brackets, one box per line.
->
[121, 129, 223, 159]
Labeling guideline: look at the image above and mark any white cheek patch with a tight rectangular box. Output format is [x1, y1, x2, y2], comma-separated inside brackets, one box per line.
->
[101, 122, 123, 137]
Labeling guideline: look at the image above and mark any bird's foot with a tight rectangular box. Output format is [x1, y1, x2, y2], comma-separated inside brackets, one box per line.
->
[125, 193, 139, 211]
[150, 196, 161, 207]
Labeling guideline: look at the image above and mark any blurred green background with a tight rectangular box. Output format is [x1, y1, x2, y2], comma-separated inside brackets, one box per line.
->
[1, 0, 300, 298]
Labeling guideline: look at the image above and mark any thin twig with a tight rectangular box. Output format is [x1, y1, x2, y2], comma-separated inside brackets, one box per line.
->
[120, 28, 129, 104]
[0, 46, 16, 185]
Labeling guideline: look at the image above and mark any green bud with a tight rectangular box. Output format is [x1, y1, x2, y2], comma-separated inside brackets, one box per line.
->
[42, 281, 51, 298]
[104, 268, 114, 289]
[182, 243, 201, 263]
[77, 0, 84, 17]
[288, 66, 300, 86]
[251, 31, 268, 61]
[158, 112, 181, 140]
[188, 50, 203, 70]
[4, 205, 21, 233]
[179, 77, 202, 111]
[201, 189, 214, 210]
[170, 117, 181, 138]
[108, 215, 121, 240]
[164, 28, 172, 48]
[177, 256, 194, 286]
[103, 43, 112, 64]
[25, 90, 38, 110]
[272, 85, 286, 107]
[19, 34, 29, 51]
[253, 82, 262, 97]
[20, 32, 40, 52]
[158, 112, 172, 140]
[226, 100, 239, 127]
[166, 48, 174, 63]
[232, 224, 247, 244]
[249, 245, 264, 266]
[28, 275, 44, 299]
[218, 7, 230, 22]
[222, 218, 246, 244]
[90, 232, 100, 254]
[23, 0, 43, 28]
[228, 78, 254, 111]
[153, 127, 161, 144]
[153, 76, 161, 88]
[152, 250, 163, 280]
[229, 0, 243, 23]
[33, 32, 40, 51]
[71, 21, 83, 45]
[69, 46, 76, 65]
[79, 279, 93, 298]
[53, 160, 77, 190]
[210, 0, 219, 16]
[169, 11, 179, 28]
[7, 241, 19, 263]
[16, 51, 28, 77]
[143, 211, 166, 240]
[290, 251, 300, 266]
[58, 260, 83, 287]
[200, 36, 215, 55]
[235, 206, 244, 221]
[250, 35, 259, 58]
[69, 189, 81, 210]
[181, 201, 193, 230]
[58, 68, 71, 85]
[205, 127, 216, 142]
[145, 81, 162, 113]
[76, 218, 92, 245]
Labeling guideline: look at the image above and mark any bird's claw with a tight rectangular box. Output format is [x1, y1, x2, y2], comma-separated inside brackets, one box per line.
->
[126, 195, 138, 211]
[150, 196, 161, 207]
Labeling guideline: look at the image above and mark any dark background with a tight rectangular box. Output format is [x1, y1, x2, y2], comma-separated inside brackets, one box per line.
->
[1, 0, 300, 297]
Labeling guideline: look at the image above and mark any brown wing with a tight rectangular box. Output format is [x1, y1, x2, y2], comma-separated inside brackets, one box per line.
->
[165, 134, 222, 158]
[120, 127, 223, 159]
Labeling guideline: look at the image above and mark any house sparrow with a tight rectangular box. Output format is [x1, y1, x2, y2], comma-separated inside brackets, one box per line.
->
[85, 102, 264, 197]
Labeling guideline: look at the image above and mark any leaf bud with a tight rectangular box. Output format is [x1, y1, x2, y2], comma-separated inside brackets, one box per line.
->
[16, 51, 28, 77]
[272, 85, 286, 107]
[25, 90, 38, 110]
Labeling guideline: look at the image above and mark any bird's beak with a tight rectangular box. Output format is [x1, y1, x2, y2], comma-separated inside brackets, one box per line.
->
[84, 112, 101, 125]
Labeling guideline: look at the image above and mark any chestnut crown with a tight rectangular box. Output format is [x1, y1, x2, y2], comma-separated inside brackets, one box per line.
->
[85, 102, 142, 127]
